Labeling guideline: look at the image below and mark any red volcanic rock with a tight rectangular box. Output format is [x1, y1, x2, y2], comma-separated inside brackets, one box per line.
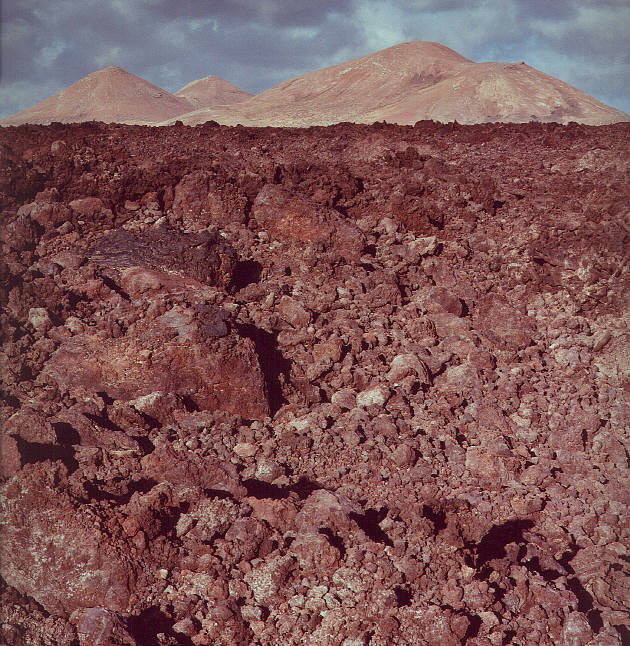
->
[0, 435, 20, 478]
[141, 445, 246, 498]
[252, 184, 364, 261]
[89, 226, 237, 289]
[277, 295, 311, 328]
[0, 120, 628, 645]
[1, 214, 40, 250]
[295, 490, 361, 535]
[0, 464, 135, 615]
[69, 197, 106, 218]
[474, 294, 537, 350]
[4, 407, 57, 443]
[42, 315, 269, 419]
[74, 607, 137, 646]
[290, 531, 341, 573]
[17, 200, 71, 228]
[172, 170, 248, 228]
[244, 554, 295, 606]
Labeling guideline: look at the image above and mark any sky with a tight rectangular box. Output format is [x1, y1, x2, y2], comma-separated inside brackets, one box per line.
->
[1, 0, 629, 118]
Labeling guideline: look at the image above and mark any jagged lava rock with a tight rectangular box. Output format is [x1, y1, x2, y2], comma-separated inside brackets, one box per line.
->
[43, 308, 269, 419]
[0, 464, 135, 615]
[252, 184, 365, 261]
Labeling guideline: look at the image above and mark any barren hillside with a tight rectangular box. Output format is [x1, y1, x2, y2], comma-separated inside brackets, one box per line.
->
[3, 42, 628, 127]
[0, 66, 194, 126]
[168, 42, 629, 126]
[176, 76, 253, 109]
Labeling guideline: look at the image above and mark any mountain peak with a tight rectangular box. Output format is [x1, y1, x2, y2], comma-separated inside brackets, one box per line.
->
[168, 42, 629, 127]
[1, 66, 192, 126]
[176, 75, 253, 109]
[2, 42, 628, 127]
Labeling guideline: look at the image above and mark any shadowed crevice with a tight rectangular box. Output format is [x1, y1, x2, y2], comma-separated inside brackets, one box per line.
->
[474, 519, 535, 568]
[127, 606, 194, 646]
[349, 507, 393, 547]
[14, 435, 78, 474]
[243, 476, 321, 500]
[236, 323, 290, 415]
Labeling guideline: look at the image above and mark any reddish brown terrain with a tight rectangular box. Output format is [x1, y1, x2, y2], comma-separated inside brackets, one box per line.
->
[0, 119, 629, 646]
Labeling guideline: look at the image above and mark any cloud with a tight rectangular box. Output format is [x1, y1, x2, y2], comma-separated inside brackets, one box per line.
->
[1, 0, 628, 118]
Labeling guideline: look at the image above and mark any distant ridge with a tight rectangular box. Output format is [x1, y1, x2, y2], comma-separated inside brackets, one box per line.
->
[2, 42, 628, 127]
[176, 75, 252, 109]
[0, 66, 193, 126]
[167, 42, 629, 127]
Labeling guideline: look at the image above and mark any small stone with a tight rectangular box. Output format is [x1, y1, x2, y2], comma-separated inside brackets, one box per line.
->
[241, 605, 265, 622]
[592, 330, 612, 352]
[57, 221, 74, 234]
[0, 435, 21, 479]
[51, 251, 86, 270]
[444, 362, 479, 390]
[28, 307, 52, 334]
[407, 235, 438, 258]
[357, 385, 390, 408]
[233, 442, 258, 458]
[65, 316, 85, 334]
[479, 611, 499, 627]
[277, 296, 311, 328]
[50, 140, 67, 155]
[244, 555, 295, 604]
[158, 569, 169, 579]
[173, 618, 196, 636]
[75, 607, 135, 646]
[255, 458, 284, 482]
[120, 267, 164, 294]
[420, 286, 463, 316]
[561, 611, 593, 646]
[175, 514, 195, 537]
[392, 443, 416, 467]
[69, 197, 105, 217]
[387, 354, 430, 385]
[342, 430, 361, 447]
[331, 388, 357, 409]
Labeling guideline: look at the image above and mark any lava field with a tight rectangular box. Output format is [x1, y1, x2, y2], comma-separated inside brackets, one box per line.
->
[0, 120, 629, 645]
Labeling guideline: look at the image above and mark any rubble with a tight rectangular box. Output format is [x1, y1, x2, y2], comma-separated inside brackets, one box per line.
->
[0, 119, 628, 645]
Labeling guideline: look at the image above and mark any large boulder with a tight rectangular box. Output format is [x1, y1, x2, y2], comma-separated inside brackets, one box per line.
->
[252, 184, 365, 262]
[172, 170, 248, 229]
[473, 295, 537, 350]
[43, 305, 270, 419]
[89, 225, 236, 289]
[0, 464, 135, 615]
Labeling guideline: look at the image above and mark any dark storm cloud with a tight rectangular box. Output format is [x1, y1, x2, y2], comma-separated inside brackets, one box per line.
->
[1, 0, 628, 118]
[0, 0, 361, 116]
[145, 0, 356, 27]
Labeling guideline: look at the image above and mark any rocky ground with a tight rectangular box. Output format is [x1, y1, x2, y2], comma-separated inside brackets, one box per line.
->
[0, 119, 629, 646]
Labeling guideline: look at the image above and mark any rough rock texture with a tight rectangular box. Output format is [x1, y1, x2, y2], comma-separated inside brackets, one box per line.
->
[0, 119, 629, 645]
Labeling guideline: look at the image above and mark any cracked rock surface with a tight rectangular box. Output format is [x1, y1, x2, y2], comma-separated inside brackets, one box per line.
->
[1, 120, 629, 645]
